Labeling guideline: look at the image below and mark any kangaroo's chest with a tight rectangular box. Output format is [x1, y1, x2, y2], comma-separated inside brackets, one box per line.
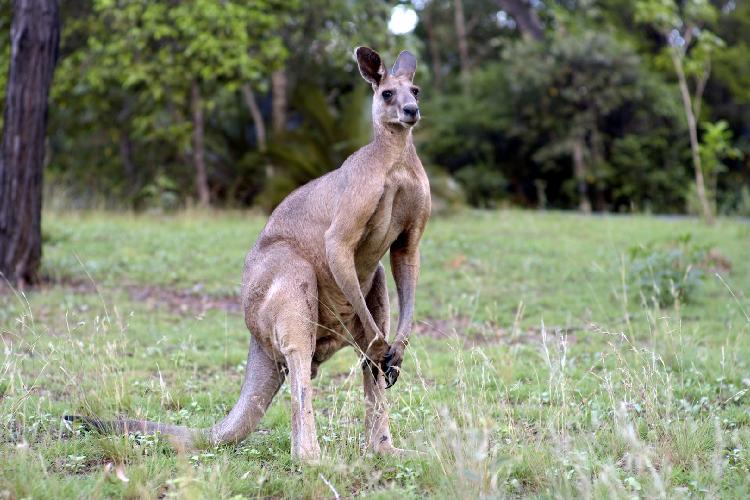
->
[356, 166, 430, 265]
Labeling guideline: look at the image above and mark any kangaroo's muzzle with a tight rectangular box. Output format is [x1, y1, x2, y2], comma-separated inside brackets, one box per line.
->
[400, 103, 419, 125]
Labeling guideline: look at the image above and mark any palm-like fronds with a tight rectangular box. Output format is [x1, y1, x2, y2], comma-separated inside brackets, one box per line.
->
[258, 84, 371, 211]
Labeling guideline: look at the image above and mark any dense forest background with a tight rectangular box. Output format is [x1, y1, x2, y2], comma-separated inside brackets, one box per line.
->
[1, 0, 748, 215]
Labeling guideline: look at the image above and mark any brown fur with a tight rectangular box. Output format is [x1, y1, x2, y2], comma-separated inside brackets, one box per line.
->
[66, 47, 430, 461]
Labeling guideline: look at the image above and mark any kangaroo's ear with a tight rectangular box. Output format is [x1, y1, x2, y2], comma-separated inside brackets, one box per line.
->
[391, 50, 417, 81]
[354, 46, 386, 87]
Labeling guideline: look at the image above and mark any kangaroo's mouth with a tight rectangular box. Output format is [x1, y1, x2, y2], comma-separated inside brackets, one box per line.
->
[399, 117, 419, 126]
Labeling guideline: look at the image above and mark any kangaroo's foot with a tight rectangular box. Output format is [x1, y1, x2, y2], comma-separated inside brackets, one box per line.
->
[295, 441, 322, 463]
[363, 361, 405, 457]
[371, 439, 407, 456]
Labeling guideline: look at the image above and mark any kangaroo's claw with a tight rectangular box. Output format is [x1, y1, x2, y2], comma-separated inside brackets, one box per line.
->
[382, 348, 402, 389]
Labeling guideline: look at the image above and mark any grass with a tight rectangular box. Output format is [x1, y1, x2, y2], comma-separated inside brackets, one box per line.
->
[2, 209, 749, 498]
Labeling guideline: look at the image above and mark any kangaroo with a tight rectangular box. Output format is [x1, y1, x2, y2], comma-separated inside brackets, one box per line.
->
[66, 47, 430, 461]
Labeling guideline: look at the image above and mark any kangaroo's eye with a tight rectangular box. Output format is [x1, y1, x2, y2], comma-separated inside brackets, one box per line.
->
[411, 88, 420, 97]
[381, 90, 393, 100]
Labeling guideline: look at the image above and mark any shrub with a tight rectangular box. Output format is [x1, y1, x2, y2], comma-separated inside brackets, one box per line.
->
[426, 166, 467, 215]
[454, 164, 506, 209]
[627, 234, 709, 307]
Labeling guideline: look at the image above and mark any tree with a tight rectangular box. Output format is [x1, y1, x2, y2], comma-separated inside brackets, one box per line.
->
[453, 0, 471, 94]
[0, 0, 60, 287]
[47, 0, 394, 209]
[57, 0, 290, 207]
[421, 31, 690, 211]
[414, 0, 524, 94]
[496, 0, 544, 41]
[257, 86, 371, 211]
[420, 2, 444, 90]
[636, 0, 725, 224]
[246, 0, 396, 203]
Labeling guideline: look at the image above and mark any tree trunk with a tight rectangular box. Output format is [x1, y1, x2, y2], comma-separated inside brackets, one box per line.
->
[589, 126, 606, 211]
[190, 80, 210, 207]
[118, 130, 138, 198]
[496, 0, 544, 41]
[453, 0, 470, 95]
[670, 48, 714, 224]
[241, 84, 266, 152]
[117, 98, 139, 200]
[572, 136, 592, 214]
[422, 3, 443, 91]
[693, 60, 710, 120]
[242, 83, 275, 179]
[271, 68, 288, 185]
[0, 0, 60, 288]
[271, 68, 287, 134]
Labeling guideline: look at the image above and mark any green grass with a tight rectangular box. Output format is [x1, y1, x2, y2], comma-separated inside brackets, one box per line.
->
[2, 209, 750, 498]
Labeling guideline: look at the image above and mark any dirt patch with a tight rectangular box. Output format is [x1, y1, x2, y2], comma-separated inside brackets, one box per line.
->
[127, 285, 240, 315]
[413, 316, 580, 347]
[7, 275, 241, 316]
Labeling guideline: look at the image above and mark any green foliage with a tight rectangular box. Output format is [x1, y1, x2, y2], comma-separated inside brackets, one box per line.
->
[82, 0, 289, 100]
[683, 120, 744, 215]
[1, 0, 748, 213]
[700, 120, 742, 180]
[628, 234, 709, 307]
[634, 0, 681, 30]
[136, 173, 181, 212]
[257, 85, 371, 211]
[713, 1, 750, 104]
[635, 0, 718, 34]
[281, 0, 399, 87]
[454, 163, 507, 208]
[422, 31, 690, 210]
[47, 0, 293, 205]
[719, 185, 750, 217]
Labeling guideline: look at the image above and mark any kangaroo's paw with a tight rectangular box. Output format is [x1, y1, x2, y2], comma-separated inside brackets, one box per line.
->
[382, 347, 403, 389]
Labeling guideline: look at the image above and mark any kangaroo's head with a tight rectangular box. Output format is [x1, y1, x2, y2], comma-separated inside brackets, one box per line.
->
[355, 46, 419, 130]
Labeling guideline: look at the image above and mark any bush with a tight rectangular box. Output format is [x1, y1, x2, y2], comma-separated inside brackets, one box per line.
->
[426, 166, 467, 215]
[719, 184, 750, 216]
[454, 164, 506, 209]
[627, 234, 709, 307]
[136, 174, 181, 212]
[420, 32, 690, 211]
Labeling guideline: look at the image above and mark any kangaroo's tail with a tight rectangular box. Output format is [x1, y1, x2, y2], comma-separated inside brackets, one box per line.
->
[63, 336, 285, 450]
[63, 415, 204, 448]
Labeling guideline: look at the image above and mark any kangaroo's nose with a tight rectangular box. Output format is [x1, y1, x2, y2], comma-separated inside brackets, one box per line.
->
[403, 103, 419, 117]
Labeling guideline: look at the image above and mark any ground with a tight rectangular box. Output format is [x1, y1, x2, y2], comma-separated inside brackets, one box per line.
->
[1, 210, 749, 498]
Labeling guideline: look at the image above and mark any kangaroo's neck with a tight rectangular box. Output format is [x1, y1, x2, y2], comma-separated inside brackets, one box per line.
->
[372, 122, 414, 163]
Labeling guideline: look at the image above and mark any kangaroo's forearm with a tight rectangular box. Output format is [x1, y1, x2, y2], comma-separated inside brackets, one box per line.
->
[391, 249, 419, 348]
[325, 239, 383, 340]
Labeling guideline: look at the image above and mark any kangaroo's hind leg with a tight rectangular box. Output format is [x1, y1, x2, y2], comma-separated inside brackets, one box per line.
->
[359, 264, 402, 455]
[208, 335, 285, 446]
[258, 256, 321, 461]
[279, 311, 320, 461]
